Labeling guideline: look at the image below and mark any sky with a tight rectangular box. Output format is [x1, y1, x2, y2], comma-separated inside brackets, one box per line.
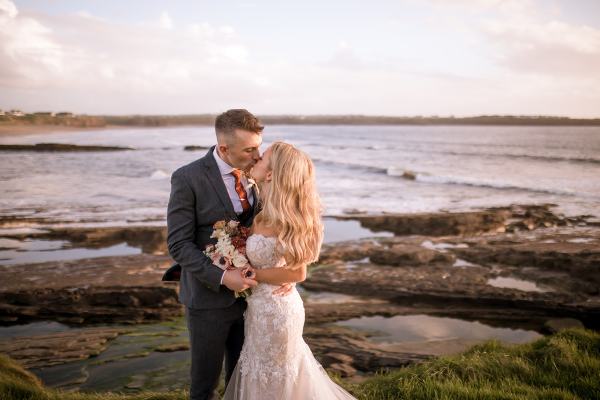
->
[1, 0, 599, 117]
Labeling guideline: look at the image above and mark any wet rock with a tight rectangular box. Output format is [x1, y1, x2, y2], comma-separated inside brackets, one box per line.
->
[340, 204, 591, 238]
[319, 239, 380, 264]
[320, 352, 354, 364]
[304, 325, 430, 377]
[492, 204, 589, 232]
[0, 328, 127, 369]
[307, 226, 600, 330]
[339, 209, 509, 236]
[341, 208, 365, 215]
[0, 254, 182, 324]
[401, 170, 416, 180]
[154, 343, 190, 352]
[328, 362, 357, 377]
[305, 298, 400, 325]
[183, 145, 209, 151]
[453, 229, 600, 293]
[370, 244, 456, 266]
[543, 318, 585, 334]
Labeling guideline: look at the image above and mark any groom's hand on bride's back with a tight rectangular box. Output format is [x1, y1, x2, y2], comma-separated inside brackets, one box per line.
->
[222, 268, 258, 292]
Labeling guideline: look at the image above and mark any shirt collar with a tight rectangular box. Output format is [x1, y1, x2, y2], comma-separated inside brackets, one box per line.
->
[213, 147, 234, 176]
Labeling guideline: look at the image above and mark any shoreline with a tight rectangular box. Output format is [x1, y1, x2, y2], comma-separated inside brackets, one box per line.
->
[0, 124, 111, 138]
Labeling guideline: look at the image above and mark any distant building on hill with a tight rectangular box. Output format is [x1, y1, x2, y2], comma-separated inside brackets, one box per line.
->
[33, 112, 54, 117]
[56, 112, 74, 117]
[9, 110, 25, 117]
[0, 109, 5, 116]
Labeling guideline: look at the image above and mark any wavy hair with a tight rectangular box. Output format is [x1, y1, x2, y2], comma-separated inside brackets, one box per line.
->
[255, 142, 323, 269]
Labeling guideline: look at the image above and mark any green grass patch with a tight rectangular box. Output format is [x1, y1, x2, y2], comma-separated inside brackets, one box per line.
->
[349, 328, 600, 400]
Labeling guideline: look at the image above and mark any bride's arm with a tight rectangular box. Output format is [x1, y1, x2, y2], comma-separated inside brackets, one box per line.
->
[253, 264, 306, 285]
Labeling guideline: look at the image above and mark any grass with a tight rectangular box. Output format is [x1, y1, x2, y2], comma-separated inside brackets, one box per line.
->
[1, 328, 598, 400]
[349, 328, 600, 400]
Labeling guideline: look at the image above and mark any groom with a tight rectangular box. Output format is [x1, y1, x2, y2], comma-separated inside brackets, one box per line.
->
[167, 109, 268, 400]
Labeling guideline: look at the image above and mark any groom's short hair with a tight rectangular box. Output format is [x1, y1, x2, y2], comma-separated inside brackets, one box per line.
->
[215, 109, 264, 140]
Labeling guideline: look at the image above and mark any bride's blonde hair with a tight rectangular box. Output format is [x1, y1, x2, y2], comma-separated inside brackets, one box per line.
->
[255, 142, 323, 269]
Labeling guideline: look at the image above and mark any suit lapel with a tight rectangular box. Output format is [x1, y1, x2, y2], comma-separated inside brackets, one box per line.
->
[201, 146, 237, 219]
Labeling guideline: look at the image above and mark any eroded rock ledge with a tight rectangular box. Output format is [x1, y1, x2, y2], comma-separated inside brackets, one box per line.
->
[0, 328, 127, 369]
[0, 254, 179, 324]
[336, 204, 589, 236]
[311, 223, 600, 330]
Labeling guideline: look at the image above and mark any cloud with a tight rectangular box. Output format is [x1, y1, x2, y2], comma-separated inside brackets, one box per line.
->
[0, 1, 259, 112]
[0, 0, 64, 87]
[0, 0, 17, 18]
[0, 0, 599, 117]
[158, 12, 173, 29]
[482, 16, 600, 78]
[419, 0, 600, 80]
[323, 40, 366, 70]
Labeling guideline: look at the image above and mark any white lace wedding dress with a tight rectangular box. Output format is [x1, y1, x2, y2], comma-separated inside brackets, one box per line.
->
[223, 234, 357, 400]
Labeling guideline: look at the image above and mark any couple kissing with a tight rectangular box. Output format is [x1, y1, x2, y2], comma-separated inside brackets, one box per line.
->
[166, 109, 356, 400]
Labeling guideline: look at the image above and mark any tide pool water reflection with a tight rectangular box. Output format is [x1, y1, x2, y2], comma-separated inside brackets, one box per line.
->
[323, 218, 393, 243]
[335, 314, 542, 353]
[0, 240, 141, 265]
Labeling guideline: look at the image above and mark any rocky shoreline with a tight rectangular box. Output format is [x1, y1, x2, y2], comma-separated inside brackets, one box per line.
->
[0, 204, 599, 386]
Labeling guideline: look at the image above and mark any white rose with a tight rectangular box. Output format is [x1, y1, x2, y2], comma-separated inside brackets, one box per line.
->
[225, 245, 236, 258]
[217, 236, 230, 247]
[232, 252, 248, 268]
[215, 240, 228, 255]
[217, 239, 234, 258]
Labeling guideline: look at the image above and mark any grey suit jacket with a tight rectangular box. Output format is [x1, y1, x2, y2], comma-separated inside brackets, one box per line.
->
[167, 146, 258, 309]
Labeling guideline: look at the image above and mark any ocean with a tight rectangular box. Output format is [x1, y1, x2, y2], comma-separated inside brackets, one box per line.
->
[1, 124, 599, 227]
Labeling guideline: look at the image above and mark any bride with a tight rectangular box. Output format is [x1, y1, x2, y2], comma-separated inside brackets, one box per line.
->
[223, 142, 356, 400]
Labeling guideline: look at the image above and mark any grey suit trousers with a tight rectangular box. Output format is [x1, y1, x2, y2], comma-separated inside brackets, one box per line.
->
[186, 298, 247, 400]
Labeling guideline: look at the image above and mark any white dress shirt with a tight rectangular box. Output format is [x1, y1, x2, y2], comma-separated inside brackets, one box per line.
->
[213, 148, 255, 286]
[213, 148, 255, 214]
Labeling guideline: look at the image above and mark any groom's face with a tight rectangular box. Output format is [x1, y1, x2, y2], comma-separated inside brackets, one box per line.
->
[219, 129, 262, 172]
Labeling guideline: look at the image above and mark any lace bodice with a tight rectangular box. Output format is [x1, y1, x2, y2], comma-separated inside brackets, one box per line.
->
[237, 233, 305, 388]
[245, 234, 286, 270]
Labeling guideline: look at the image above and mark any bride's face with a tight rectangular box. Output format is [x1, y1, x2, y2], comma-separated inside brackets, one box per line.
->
[251, 146, 272, 184]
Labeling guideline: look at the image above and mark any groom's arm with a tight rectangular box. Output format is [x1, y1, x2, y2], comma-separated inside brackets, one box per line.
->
[167, 168, 224, 292]
[253, 264, 307, 285]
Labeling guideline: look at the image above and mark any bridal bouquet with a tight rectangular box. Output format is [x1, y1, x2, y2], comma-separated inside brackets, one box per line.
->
[205, 220, 253, 298]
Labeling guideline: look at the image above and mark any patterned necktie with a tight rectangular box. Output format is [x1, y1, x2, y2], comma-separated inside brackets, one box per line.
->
[231, 169, 251, 212]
